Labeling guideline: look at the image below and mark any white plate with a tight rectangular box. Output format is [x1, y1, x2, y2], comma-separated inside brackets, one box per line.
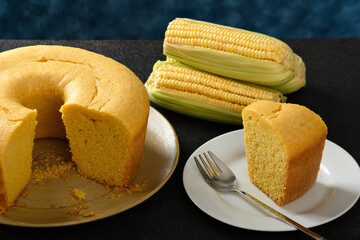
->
[0, 107, 179, 227]
[183, 129, 360, 231]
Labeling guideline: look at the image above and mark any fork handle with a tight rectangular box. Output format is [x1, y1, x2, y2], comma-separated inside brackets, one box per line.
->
[233, 189, 326, 240]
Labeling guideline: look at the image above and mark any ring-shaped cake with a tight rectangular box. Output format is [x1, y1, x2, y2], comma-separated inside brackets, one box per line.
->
[0, 45, 150, 208]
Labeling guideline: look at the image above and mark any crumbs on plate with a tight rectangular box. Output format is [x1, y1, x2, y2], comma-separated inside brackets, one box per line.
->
[1, 151, 149, 218]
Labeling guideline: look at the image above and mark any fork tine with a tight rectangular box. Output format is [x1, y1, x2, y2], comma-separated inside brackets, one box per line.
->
[194, 156, 211, 179]
[207, 151, 222, 174]
[208, 151, 227, 172]
[203, 152, 221, 176]
[195, 152, 222, 178]
[207, 151, 235, 178]
[198, 154, 214, 177]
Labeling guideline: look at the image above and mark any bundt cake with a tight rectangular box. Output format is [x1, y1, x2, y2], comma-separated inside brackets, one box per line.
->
[0, 45, 150, 208]
[242, 100, 327, 206]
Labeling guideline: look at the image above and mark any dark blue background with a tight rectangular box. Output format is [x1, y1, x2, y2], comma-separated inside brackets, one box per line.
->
[0, 0, 359, 40]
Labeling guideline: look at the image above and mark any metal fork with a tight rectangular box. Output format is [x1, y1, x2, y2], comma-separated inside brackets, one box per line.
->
[194, 151, 326, 240]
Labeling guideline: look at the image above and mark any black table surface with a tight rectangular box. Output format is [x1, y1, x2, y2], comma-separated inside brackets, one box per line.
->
[0, 39, 359, 239]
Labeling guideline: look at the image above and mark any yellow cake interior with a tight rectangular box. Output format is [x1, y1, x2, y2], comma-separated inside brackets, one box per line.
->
[61, 104, 136, 186]
[243, 110, 287, 204]
[0, 111, 36, 206]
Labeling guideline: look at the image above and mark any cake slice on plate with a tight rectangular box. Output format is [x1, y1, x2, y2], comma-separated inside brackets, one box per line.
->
[242, 100, 327, 206]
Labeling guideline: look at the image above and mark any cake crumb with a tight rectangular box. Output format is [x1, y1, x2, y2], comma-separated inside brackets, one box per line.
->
[64, 202, 89, 216]
[32, 153, 75, 183]
[104, 179, 149, 199]
[0, 207, 9, 216]
[65, 208, 81, 216]
[71, 188, 86, 201]
[65, 188, 90, 217]
[15, 202, 27, 207]
[60, 173, 67, 181]
[77, 204, 89, 210]
[82, 212, 95, 217]
[21, 191, 29, 198]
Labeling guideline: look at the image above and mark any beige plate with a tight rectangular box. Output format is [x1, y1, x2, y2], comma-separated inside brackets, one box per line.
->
[0, 107, 179, 227]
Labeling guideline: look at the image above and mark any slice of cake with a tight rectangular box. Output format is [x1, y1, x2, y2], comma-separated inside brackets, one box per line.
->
[242, 100, 327, 206]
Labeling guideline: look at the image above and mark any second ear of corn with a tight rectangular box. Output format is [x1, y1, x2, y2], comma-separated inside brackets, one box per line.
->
[145, 18, 304, 124]
[146, 61, 285, 125]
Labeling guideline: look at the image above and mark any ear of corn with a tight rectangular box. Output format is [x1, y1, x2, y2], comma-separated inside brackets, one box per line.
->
[163, 18, 305, 94]
[145, 61, 285, 125]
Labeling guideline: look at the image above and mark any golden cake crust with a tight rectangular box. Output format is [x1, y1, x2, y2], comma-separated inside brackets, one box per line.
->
[0, 45, 149, 130]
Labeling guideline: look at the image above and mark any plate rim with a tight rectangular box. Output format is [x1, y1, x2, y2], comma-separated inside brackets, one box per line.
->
[0, 106, 180, 227]
[183, 129, 360, 232]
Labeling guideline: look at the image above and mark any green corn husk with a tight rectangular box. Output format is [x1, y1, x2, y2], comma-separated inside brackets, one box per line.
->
[270, 54, 306, 94]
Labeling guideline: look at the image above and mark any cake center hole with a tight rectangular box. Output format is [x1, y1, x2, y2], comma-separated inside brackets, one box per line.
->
[20, 93, 66, 139]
